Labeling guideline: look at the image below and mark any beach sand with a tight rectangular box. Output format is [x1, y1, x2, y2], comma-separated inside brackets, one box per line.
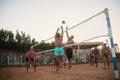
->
[0, 62, 120, 80]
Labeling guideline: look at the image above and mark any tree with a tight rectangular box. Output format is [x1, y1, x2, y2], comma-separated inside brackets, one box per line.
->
[7, 31, 14, 42]
[15, 30, 22, 44]
[0, 28, 54, 51]
[0, 29, 8, 42]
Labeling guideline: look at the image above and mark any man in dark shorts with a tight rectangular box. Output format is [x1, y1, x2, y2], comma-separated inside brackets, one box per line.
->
[26, 47, 37, 72]
[65, 27, 75, 69]
[93, 47, 99, 67]
[26, 52, 29, 66]
[90, 50, 94, 66]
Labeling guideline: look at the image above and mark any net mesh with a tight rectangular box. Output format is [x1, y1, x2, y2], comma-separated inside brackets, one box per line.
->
[44, 11, 108, 43]
[35, 9, 110, 54]
[68, 12, 108, 42]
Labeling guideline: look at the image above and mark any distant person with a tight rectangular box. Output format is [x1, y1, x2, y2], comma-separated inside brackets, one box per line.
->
[26, 47, 37, 72]
[51, 51, 56, 67]
[26, 52, 30, 70]
[41, 52, 45, 64]
[102, 43, 110, 69]
[90, 49, 94, 66]
[54, 26, 64, 71]
[74, 50, 79, 64]
[65, 26, 75, 69]
[93, 47, 99, 67]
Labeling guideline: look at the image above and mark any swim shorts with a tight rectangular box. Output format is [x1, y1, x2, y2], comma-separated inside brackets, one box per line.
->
[54, 47, 64, 56]
[66, 48, 73, 59]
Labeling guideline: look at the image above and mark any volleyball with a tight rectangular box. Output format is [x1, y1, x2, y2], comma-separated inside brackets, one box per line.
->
[62, 20, 65, 24]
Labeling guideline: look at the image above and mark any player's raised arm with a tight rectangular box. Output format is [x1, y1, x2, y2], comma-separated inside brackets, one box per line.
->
[61, 26, 63, 38]
[66, 26, 69, 39]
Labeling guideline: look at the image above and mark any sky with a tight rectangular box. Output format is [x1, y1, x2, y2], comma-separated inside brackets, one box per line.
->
[0, 0, 120, 47]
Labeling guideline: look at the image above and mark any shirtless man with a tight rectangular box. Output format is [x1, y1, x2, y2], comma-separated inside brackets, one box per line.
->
[65, 26, 75, 69]
[90, 49, 94, 66]
[93, 47, 99, 67]
[26, 52, 29, 71]
[26, 47, 37, 72]
[102, 43, 110, 69]
[54, 26, 64, 71]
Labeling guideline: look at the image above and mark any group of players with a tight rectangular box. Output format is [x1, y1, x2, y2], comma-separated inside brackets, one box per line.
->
[26, 25, 111, 72]
[54, 26, 74, 71]
[25, 26, 75, 72]
[90, 41, 110, 69]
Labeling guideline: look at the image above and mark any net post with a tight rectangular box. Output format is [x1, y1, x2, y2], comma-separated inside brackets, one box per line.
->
[104, 8, 119, 79]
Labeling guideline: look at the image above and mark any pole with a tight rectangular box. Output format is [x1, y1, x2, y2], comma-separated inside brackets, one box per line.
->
[104, 8, 119, 79]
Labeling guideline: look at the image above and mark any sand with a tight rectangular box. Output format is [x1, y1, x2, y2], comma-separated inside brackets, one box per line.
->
[0, 62, 120, 80]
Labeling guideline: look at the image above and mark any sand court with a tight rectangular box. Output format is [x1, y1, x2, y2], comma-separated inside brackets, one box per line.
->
[0, 62, 120, 80]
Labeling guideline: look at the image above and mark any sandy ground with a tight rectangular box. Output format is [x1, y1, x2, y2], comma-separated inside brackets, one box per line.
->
[0, 62, 120, 80]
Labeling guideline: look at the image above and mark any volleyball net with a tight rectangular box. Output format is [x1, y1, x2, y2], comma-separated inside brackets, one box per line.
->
[34, 8, 108, 65]
[33, 8, 109, 53]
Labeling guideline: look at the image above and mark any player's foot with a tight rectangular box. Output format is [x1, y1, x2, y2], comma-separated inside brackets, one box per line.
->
[68, 65, 71, 69]
[56, 68, 59, 71]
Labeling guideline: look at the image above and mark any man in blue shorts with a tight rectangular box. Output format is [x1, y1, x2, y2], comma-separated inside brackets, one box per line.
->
[54, 26, 64, 71]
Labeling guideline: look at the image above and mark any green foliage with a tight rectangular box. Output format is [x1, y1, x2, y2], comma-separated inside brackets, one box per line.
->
[0, 29, 33, 51]
[0, 28, 55, 52]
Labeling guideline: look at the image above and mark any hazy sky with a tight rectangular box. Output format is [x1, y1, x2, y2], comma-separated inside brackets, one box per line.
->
[0, 0, 120, 46]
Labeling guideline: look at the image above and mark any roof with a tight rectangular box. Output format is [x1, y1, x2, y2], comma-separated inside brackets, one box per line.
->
[76, 42, 103, 49]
